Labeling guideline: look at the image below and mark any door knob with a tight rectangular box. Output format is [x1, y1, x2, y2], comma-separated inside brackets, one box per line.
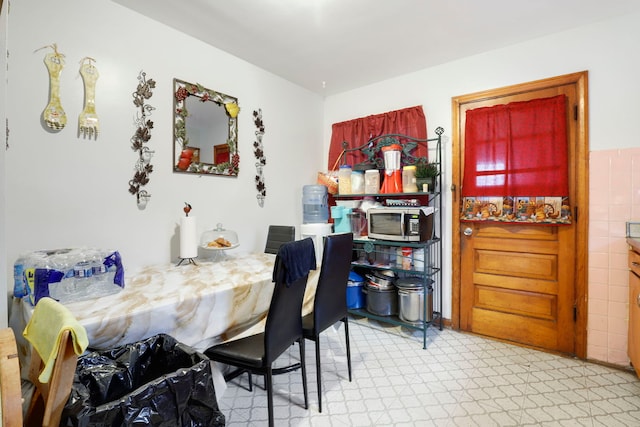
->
[463, 227, 473, 236]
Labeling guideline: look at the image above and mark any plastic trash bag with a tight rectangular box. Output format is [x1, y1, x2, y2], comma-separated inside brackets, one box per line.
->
[61, 334, 225, 427]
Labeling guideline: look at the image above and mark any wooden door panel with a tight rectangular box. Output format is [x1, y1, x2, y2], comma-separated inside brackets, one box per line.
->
[454, 73, 586, 356]
[474, 249, 557, 280]
[471, 307, 559, 349]
[475, 286, 557, 320]
[474, 223, 559, 241]
[461, 222, 575, 353]
[474, 273, 558, 295]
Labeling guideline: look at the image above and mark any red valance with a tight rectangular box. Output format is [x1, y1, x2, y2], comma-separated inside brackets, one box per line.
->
[461, 95, 568, 197]
[328, 106, 427, 169]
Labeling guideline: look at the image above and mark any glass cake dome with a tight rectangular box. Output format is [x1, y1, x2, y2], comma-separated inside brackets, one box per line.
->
[200, 223, 239, 250]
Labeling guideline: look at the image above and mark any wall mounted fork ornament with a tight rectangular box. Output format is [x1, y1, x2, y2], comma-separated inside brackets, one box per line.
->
[78, 57, 100, 139]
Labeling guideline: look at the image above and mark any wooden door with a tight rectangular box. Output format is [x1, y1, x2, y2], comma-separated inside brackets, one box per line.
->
[452, 72, 589, 357]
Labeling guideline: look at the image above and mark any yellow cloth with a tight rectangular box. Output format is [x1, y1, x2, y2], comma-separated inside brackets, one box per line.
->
[23, 297, 89, 383]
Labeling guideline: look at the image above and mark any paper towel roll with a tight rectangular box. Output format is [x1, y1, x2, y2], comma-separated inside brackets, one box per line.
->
[180, 216, 198, 259]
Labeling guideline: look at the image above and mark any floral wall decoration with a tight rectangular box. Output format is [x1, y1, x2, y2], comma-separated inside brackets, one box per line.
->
[253, 109, 266, 207]
[128, 70, 156, 209]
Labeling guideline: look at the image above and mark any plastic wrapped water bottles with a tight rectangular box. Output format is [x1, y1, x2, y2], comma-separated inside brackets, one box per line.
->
[13, 247, 125, 305]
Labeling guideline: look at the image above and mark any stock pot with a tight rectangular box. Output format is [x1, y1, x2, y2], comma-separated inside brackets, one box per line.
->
[396, 277, 433, 323]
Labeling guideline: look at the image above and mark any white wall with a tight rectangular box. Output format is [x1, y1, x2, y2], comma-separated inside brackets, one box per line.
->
[3, 0, 324, 298]
[323, 12, 640, 360]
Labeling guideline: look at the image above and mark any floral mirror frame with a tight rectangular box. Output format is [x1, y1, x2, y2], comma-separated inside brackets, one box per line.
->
[173, 78, 240, 176]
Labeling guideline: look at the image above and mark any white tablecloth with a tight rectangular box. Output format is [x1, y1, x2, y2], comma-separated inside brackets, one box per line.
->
[11, 252, 318, 354]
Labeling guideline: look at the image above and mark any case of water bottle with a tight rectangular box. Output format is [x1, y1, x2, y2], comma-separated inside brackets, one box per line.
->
[13, 247, 125, 306]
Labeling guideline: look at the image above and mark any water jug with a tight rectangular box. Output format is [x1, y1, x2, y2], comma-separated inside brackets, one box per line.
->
[302, 185, 329, 223]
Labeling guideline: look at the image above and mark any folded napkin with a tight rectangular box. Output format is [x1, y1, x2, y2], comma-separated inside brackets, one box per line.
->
[274, 237, 317, 286]
[23, 297, 89, 383]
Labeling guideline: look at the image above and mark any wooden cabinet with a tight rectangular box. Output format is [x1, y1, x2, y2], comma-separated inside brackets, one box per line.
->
[628, 240, 640, 377]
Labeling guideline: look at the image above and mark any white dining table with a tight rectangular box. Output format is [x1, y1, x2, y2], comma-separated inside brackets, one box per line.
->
[11, 252, 319, 359]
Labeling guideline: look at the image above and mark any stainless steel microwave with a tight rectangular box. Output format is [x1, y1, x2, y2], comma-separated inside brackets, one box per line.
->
[367, 206, 434, 242]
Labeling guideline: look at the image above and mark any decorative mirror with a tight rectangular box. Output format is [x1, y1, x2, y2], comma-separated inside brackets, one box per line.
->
[173, 79, 240, 176]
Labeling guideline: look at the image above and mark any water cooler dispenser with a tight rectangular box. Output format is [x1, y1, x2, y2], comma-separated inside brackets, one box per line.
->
[301, 185, 333, 262]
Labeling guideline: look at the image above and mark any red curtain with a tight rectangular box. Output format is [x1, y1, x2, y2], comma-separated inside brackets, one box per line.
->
[462, 95, 568, 197]
[327, 106, 427, 169]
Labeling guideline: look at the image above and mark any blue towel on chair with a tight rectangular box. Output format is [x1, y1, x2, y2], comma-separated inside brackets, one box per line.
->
[274, 237, 316, 286]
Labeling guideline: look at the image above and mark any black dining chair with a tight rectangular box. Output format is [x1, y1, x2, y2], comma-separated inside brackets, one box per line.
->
[302, 232, 354, 413]
[264, 225, 295, 254]
[206, 238, 316, 427]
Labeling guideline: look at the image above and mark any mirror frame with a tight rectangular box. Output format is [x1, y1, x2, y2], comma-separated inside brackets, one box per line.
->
[173, 78, 239, 176]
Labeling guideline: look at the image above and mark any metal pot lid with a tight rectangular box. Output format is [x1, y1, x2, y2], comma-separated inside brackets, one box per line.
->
[377, 269, 396, 278]
[395, 277, 434, 289]
[398, 287, 424, 294]
[365, 274, 395, 288]
[365, 281, 396, 291]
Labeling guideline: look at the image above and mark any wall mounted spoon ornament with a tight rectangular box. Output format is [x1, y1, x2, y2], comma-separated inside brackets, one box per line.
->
[40, 44, 67, 130]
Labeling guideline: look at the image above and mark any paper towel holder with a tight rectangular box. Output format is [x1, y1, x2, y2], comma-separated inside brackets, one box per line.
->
[177, 203, 198, 266]
[177, 257, 196, 266]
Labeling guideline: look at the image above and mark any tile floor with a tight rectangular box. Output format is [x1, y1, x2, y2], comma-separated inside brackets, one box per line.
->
[217, 316, 640, 426]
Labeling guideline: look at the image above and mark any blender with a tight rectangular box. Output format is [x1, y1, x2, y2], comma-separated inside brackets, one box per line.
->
[380, 144, 403, 193]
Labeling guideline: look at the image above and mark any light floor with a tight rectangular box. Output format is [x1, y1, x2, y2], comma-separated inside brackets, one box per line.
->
[217, 316, 640, 426]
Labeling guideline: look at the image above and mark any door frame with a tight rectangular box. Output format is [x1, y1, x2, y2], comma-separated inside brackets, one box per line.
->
[451, 71, 589, 358]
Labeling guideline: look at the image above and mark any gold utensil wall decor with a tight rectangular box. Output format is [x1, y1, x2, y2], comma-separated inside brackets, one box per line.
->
[78, 57, 100, 139]
[40, 44, 67, 130]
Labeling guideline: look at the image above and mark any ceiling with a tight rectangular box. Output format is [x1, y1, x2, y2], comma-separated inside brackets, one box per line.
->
[113, 0, 640, 96]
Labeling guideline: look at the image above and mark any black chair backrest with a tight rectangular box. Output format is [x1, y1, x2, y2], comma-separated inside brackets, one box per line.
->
[312, 233, 354, 334]
[264, 225, 296, 254]
[264, 238, 314, 363]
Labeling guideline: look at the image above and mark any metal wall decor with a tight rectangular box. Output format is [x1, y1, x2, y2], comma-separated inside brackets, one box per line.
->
[173, 79, 240, 176]
[128, 71, 156, 209]
[253, 109, 266, 206]
[78, 57, 100, 139]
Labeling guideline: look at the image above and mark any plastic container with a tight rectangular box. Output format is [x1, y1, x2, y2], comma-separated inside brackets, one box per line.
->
[346, 271, 365, 309]
[302, 185, 329, 223]
[401, 247, 413, 270]
[364, 170, 380, 194]
[338, 165, 352, 195]
[13, 257, 27, 298]
[351, 170, 364, 194]
[402, 165, 418, 193]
